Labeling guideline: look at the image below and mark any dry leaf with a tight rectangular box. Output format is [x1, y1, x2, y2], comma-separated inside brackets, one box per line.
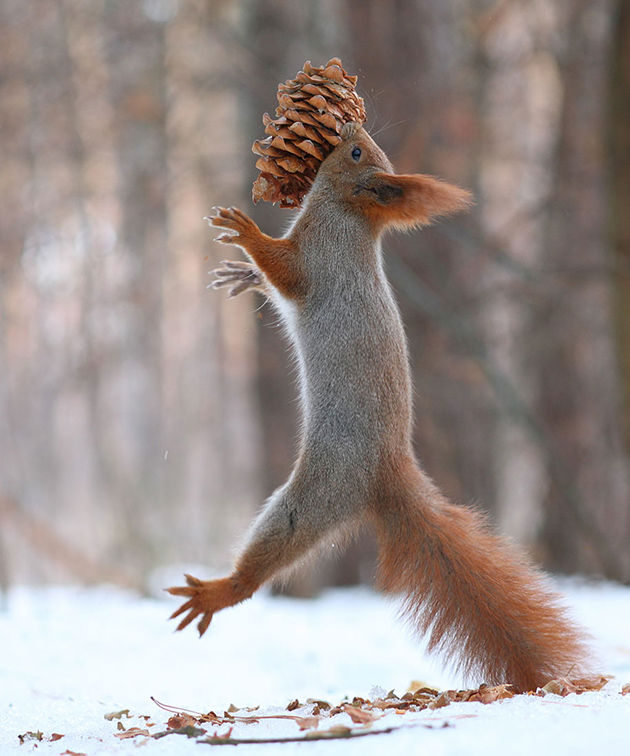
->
[621, 682, 630, 695]
[542, 678, 578, 696]
[104, 709, 131, 721]
[61, 751, 86, 756]
[542, 676, 610, 697]
[114, 727, 150, 739]
[18, 731, 67, 746]
[470, 684, 515, 704]
[428, 691, 453, 710]
[167, 713, 198, 729]
[153, 726, 208, 740]
[343, 704, 376, 725]
[148, 674, 613, 748]
[312, 700, 331, 710]
[18, 731, 44, 744]
[570, 676, 611, 692]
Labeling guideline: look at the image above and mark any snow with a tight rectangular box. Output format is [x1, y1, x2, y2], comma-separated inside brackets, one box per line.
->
[1, 574, 629, 755]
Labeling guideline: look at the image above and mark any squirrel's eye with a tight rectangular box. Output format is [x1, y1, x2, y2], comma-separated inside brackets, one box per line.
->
[351, 147, 362, 162]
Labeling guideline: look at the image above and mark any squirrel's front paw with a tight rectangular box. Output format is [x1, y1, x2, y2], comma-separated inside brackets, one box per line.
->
[207, 206, 260, 248]
[210, 260, 265, 298]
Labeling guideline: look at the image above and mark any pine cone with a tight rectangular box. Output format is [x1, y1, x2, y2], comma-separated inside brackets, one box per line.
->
[252, 58, 367, 208]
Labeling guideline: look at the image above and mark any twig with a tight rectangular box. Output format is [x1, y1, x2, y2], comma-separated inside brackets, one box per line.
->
[198, 719, 447, 745]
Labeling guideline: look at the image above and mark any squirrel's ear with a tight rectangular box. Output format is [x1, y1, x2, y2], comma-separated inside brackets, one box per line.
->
[361, 172, 473, 231]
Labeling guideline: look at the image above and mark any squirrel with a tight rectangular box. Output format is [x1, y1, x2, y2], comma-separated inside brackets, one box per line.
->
[168, 122, 592, 692]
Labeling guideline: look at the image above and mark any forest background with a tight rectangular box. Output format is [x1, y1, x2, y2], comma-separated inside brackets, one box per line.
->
[1, 0, 629, 595]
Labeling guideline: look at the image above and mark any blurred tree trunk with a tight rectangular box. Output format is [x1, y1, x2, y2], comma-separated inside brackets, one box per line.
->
[608, 0, 630, 577]
[0, 0, 262, 584]
[610, 2, 630, 457]
[477, 1, 563, 551]
[536, 1, 629, 578]
[161, 0, 262, 568]
[102, 0, 169, 572]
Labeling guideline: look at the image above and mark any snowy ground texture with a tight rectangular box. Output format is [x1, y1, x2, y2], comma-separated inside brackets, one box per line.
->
[2, 572, 630, 755]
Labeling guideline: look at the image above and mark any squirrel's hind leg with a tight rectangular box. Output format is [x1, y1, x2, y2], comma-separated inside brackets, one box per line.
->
[167, 471, 355, 637]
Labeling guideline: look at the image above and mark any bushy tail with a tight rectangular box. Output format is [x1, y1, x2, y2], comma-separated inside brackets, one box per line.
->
[375, 466, 592, 693]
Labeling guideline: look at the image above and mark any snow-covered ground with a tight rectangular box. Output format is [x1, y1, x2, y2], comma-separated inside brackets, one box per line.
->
[1, 574, 629, 754]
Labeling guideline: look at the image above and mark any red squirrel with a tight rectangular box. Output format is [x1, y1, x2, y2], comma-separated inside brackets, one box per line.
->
[168, 123, 591, 692]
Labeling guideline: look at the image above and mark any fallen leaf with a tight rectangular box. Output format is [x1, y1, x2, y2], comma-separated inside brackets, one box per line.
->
[51, 733, 65, 741]
[61, 751, 86, 756]
[344, 705, 376, 725]
[428, 691, 453, 710]
[306, 698, 331, 710]
[471, 684, 515, 704]
[104, 709, 131, 721]
[542, 676, 611, 696]
[18, 731, 44, 745]
[167, 713, 199, 729]
[542, 678, 582, 696]
[114, 727, 150, 739]
[621, 683, 630, 696]
[153, 726, 209, 740]
[199, 710, 223, 725]
[570, 676, 611, 692]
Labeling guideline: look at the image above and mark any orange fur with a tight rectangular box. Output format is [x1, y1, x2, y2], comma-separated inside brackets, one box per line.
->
[373, 457, 591, 692]
[167, 571, 260, 636]
[212, 207, 303, 299]
[359, 172, 473, 233]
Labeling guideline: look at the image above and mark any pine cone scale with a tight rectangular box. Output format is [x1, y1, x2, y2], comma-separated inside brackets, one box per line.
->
[252, 58, 367, 207]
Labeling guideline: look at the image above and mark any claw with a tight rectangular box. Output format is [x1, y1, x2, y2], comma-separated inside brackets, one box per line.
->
[184, 574, 202, 587]
[176, 608, 201, 632]
[228, 281, 250, 298]
[221, 260, 252, 270]
[214, 234, 238, 244]
[198, 613, 212, 637]
[166, 585, 193, 598]
[169, 599, 192, 620]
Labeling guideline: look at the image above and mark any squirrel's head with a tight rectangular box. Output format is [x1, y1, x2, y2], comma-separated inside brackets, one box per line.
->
[315, 122, 394, 193]
[315, 122, 473, 233]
